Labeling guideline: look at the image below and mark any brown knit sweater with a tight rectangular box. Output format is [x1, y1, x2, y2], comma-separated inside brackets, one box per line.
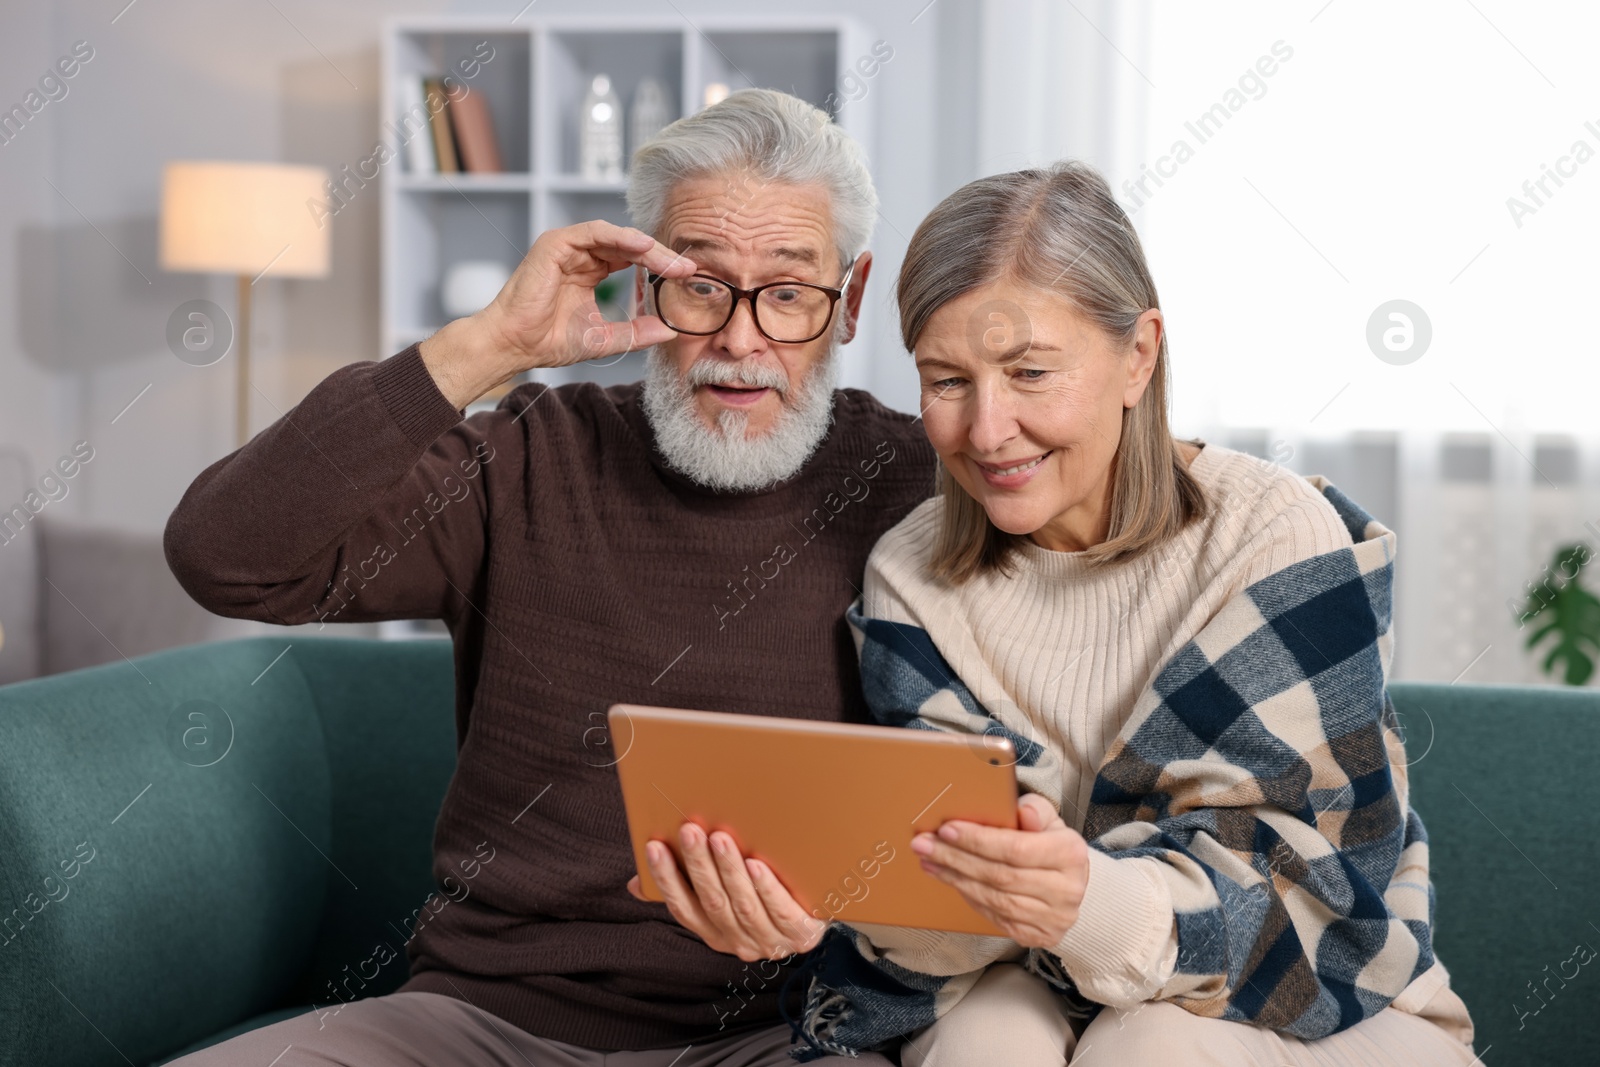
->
[163, 344, 937, 1050]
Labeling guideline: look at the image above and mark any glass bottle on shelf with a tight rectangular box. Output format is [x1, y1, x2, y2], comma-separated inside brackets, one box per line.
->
[580, 74, 623, 181]
[630, 78, 672, 159]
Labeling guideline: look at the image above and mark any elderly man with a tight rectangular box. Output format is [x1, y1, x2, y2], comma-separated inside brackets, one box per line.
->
[163, 89, 934, 1066]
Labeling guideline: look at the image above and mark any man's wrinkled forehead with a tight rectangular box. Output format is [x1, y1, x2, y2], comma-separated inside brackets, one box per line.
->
[671, 236, 820, 268]
[657, 174, 835, 271]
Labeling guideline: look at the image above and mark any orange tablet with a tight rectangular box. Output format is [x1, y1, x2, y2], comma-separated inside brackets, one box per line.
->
[609, 704, 1019, 936]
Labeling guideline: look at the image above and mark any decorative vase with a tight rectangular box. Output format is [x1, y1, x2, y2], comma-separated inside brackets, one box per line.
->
[441, 260, 511, 318]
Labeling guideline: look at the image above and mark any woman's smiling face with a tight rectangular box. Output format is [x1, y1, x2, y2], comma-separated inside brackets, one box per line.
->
[914, 280, 1162, 553]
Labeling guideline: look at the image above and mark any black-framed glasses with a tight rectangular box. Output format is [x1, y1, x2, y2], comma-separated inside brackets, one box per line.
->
[645, 258, 857, 344]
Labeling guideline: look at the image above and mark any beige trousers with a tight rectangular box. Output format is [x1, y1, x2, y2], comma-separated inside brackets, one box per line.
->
[161, 990, 892, 1067]
[901, 964, 1482, 1067]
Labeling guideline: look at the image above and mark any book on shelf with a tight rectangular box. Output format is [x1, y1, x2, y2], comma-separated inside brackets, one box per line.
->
[402, 75, 507, 176]
[423, 78, 459, 173]
[448, 87, 504, 173]
[400, 77, 436, 174]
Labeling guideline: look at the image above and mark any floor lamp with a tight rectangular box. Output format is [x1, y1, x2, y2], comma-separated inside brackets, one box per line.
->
[159, 161, 331, 448]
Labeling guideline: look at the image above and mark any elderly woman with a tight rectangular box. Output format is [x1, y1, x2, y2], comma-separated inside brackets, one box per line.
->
[642, 162, 1478, 1065]
[787, 162, 1479, 1065]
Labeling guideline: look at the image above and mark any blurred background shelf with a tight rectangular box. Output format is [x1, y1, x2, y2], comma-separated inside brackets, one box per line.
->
[380, 14, 872, 394]
[394, 173, 537, 192]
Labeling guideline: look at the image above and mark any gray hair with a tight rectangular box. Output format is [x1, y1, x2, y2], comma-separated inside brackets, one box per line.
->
[626, 88, 877, 271]
[900, 161, 1157, 358]
[897, 161, 1206, 580]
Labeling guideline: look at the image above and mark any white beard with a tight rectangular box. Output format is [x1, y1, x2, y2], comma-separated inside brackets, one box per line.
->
[640, 345, 839, 493]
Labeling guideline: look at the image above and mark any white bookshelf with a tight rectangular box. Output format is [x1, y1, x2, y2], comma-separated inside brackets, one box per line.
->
[379, 14, 876, 399]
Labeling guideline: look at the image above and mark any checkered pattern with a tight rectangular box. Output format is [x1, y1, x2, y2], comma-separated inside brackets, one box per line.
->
[787, 483, 1436, 1059]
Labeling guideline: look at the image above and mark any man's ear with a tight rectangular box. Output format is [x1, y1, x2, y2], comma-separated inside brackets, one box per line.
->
[1122, 307, 1162, 409]
[634, 267, 647, 315]
[839, 251, 873, 345]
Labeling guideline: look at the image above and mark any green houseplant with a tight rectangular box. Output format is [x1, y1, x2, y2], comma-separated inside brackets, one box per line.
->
[1518, 543, 1600, 685]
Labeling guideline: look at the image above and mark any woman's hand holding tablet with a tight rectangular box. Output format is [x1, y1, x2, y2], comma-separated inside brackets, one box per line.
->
[908, 792, 1092, 949]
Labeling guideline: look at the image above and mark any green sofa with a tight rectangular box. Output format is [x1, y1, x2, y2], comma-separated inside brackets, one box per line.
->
[0, 637, 1592, 1066]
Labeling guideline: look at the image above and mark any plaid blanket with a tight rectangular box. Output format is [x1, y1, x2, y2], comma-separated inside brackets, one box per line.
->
[784, 482, 1438, 1058]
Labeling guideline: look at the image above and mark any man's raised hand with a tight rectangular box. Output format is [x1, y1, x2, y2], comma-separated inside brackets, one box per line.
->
[419, 220, 697, 409]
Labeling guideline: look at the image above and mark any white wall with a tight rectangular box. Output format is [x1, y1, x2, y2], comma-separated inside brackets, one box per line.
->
[0, 3, 77, 521]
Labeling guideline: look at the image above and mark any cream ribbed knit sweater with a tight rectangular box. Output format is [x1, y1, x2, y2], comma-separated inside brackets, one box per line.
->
[850, 441, 1366, 1004]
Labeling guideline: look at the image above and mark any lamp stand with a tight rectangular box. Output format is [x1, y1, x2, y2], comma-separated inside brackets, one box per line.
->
[236, 273, 252, 449]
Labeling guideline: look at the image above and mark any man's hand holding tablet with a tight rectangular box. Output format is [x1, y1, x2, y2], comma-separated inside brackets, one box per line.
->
[625, 822, 829, 962]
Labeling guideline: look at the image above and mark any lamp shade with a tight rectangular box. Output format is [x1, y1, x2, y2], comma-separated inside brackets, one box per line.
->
[159, 161, 331, 278]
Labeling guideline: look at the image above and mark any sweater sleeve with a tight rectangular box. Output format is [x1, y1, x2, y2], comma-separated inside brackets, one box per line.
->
[163, 344, 501, 627]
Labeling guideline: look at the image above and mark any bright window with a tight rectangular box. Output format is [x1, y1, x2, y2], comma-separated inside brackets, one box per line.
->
[1137, 0, 1600, 436]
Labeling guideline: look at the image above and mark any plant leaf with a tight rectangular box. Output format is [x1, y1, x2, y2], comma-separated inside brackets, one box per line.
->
[1525, 543, 1600, 686]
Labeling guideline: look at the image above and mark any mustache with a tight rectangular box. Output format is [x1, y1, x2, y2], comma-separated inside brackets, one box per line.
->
[684, 358, 789, 393]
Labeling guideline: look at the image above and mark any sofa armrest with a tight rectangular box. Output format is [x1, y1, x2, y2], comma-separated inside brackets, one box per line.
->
[0, 636, 456, 1067]
[0, 639, 331, 1066]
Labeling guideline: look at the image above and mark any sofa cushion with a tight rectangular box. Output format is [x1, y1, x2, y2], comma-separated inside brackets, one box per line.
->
[38, 521, 243, 676]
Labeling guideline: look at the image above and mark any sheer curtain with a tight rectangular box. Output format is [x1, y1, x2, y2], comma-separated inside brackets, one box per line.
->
[967, 0, 1600, 684]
